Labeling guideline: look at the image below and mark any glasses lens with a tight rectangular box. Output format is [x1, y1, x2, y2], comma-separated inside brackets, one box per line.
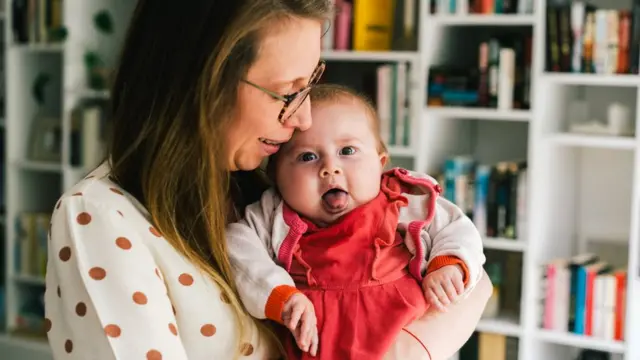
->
[282, 87, 311, 120]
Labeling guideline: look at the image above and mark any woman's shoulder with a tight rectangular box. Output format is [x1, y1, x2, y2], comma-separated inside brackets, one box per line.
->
[54, 162, 150, 222]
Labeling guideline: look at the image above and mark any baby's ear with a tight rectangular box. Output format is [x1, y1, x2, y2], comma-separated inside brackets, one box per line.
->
[379, 152, 389, 169]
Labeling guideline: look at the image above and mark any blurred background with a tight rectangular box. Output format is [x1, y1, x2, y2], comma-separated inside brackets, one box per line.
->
[0, 0, 638, 359]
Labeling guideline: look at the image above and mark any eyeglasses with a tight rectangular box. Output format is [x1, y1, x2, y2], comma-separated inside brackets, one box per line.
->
[242, 61, 325, 123]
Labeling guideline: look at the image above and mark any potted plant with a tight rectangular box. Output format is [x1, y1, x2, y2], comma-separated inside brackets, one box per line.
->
[84, 9, 114, 90]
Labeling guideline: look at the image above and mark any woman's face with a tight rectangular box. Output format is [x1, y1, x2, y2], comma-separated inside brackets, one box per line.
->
[225, 17, 323, 172]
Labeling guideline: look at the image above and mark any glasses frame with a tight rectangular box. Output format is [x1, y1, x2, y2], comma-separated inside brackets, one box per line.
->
[242, 60, 326, 123]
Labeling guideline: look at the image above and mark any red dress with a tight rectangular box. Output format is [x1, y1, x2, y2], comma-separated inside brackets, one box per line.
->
[279, 174, 430, 359]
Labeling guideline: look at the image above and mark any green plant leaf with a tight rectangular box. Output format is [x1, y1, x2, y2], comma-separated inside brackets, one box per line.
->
[94, 10, 114, 34]
[84, 51, 103, 68]
[49, 26, 68, 41]
[32, 73, 51, 105]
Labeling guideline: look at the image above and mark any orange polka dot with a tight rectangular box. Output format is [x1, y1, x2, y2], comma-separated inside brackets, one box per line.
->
[200, 324, 217, 337]
[59, 247, 72, 262]
[89, 267, 106, 280]
[149, 226, 162, 237]
[75, 302, 87, 317]
[133, 291, 148, 305]
[220, 291, 231, 304]
[169, 323, 178, 336]
[178, 273, 194, 286]
[240, 343, 254, 356]
[65, 339, 73, 353]
[72, 192, 82, 196]
[115, 237, 132, 250]
[110, 188, 124, 195]
[105, 324, 121, 338]
[77, 212, 92, 225]
[44, 318, 52, 332]
[146, 350, 162, 360]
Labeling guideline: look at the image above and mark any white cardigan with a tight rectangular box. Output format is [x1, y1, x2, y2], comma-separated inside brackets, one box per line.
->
[226, 167, 486, 323]
[45, 163, 275, 359]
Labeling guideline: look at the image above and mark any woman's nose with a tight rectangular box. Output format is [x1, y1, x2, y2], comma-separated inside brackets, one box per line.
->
[283, 96, 312, 131]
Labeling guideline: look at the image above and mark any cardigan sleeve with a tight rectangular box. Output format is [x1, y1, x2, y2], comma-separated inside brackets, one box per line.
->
[423, 195, 486, 292]
[226, 190, 299, 323]
[45, 196, 189, 360]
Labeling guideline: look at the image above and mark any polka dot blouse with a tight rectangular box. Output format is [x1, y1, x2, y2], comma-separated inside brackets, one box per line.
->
[45, 163, 275, 359]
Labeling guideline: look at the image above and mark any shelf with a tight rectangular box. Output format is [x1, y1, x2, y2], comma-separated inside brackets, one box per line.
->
[10, 42, 64, 52]
[14, 160, 64, 173]
[542, 73, 640, 87]
[425, 106, 531, 122]
[536, 330, 625, 354]
[483, 237, 527, 252]
[65, 88, 110, 99]
[0, 332, 51, 354]
[321, 50, 419, 63]
[547, 133, 636, 150]
[13, 274, 46, 286]
[388, 145, 415, 157]
[430, 14, 536, 26]
[476, 315, 522, 337]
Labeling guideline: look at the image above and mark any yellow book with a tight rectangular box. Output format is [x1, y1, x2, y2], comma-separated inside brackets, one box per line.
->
[352, 0, 395, 51]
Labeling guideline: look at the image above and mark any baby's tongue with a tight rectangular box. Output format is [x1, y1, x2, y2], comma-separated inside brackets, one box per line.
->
[322, 190, 348, 211]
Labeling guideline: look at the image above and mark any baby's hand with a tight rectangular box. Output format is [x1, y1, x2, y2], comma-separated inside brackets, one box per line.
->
[422, 264, 465, 312]
[282, 293, 318, 356]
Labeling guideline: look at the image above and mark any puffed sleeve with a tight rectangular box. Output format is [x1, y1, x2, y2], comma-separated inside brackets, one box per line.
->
[45, 195, 189, 359]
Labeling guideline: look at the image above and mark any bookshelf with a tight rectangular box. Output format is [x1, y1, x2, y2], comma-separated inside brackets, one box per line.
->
[0, 0, 638, 360]
[1, 0, 134, 358]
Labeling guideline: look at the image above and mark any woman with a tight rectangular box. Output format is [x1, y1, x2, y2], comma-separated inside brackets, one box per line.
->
[45, 0, 491, 359]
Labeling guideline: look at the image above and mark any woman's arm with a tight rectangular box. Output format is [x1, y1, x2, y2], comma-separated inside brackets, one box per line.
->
[46, 196, 190, 359]
[383, 269, 493, 360]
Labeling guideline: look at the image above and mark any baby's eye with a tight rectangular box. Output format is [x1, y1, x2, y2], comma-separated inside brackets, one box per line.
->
[298, 152, 317, 162]
[340, 146, 356, 156]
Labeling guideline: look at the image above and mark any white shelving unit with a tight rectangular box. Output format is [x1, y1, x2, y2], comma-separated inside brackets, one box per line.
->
[1, 0, 638, 359]
[323, 1, 639, 360]
[1, 0, 135, 358]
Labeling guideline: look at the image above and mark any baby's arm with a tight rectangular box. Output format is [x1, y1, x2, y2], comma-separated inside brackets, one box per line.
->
[226, 190, 299, 321]
[226, 190, 317, 354]
[424, 195, 486, 294]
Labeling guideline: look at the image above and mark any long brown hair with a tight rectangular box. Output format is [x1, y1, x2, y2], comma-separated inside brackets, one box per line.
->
[106, 0, 332, 354]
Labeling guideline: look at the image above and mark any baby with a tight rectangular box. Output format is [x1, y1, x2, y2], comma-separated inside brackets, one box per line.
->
[226, 84, 485, 359]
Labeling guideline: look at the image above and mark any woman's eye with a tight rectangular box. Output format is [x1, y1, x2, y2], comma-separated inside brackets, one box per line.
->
[298, 152, 317, 162]
[340, 146, 356, 156]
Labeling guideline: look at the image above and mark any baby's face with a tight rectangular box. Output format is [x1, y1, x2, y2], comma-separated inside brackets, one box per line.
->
[275, 100, 387, 226]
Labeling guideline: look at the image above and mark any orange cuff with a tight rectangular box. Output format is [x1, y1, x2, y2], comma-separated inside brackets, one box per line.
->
[264, 285, 300, 324]
[426, 255, 470, 285]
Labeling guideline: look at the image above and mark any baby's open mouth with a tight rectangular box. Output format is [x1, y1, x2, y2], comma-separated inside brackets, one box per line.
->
[321, 188, 349, 213]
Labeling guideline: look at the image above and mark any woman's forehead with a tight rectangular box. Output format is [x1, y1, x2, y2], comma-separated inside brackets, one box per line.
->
[248, 17, 322, 84]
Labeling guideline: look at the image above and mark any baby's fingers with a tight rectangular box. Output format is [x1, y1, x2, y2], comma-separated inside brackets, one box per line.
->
[442, 279, 459, 302]
[287, 304, 304, 332]
[452, 276, 465, 295]
[426, 289, 448, 312]
[310, 328, 319, 356]
[301, 309, 316, 348]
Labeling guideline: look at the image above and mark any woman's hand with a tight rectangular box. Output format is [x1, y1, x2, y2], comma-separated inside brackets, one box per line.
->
[282, 293, 319, 356]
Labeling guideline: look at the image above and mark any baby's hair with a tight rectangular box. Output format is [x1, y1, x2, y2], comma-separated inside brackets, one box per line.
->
[266, 83, 388, 184]
[309, 83, 388, 154]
